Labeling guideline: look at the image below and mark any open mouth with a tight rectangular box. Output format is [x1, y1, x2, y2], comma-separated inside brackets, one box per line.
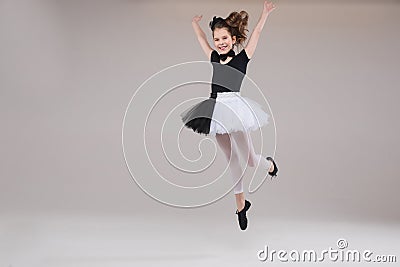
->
[218, 44, 228, 51]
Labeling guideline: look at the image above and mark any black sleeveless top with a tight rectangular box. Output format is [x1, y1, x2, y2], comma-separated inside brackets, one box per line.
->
[210, 49, 250, 98]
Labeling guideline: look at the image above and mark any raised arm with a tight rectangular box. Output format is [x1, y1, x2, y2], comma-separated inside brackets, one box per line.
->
[192, 15, 213, 60]
[244, 1, 276, 59]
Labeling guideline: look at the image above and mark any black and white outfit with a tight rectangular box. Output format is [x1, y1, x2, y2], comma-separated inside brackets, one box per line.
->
[180, 49, 269, 136]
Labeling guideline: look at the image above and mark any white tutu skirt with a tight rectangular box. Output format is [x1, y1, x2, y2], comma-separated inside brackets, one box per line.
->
[208, 91, 269, 136]
[181, 91, 269, 136]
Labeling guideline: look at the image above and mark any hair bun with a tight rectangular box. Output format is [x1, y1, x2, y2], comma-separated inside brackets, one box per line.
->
[209, 16, 224, 30]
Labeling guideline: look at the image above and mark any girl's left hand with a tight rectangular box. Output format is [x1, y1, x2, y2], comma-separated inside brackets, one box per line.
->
[263, 0, 276, 15]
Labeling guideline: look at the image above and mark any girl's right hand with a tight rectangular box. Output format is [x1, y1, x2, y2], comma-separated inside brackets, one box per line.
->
[192, 15, 203, 23]
[263, 0, 276, 15]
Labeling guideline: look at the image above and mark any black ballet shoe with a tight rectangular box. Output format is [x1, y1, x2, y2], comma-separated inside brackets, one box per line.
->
[266, 156, 278, 179]
[235, 199, 251, 230]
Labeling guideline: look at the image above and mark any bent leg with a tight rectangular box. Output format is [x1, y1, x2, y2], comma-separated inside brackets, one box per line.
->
[231, 130, 272, 171]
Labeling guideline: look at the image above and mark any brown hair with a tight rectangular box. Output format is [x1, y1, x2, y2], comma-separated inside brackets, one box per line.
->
[209, 11, 249, 48]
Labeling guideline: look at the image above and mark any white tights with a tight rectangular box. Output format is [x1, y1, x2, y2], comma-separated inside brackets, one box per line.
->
[215, 130, 272, 195]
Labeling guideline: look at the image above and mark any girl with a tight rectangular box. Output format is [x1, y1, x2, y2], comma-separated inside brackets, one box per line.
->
[180, 0, 278, 231]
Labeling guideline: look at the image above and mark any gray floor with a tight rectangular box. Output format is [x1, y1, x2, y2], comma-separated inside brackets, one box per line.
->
[1, 212, 399, 266]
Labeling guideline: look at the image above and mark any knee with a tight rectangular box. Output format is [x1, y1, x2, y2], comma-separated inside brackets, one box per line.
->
[247, 158, 256, 167]
[247, 155, 258, 167]
[226, 150, 239, 162]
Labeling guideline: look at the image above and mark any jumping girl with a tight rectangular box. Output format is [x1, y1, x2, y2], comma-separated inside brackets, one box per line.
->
[180, 0, 279, 231]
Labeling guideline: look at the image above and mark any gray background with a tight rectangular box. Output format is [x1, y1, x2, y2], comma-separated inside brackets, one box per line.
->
[1, 0, 399, 266]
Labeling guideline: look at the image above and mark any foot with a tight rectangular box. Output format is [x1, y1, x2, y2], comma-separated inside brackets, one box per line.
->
[235, 200, 251, 230]
[237, 199, 245, 212]
[266, 157, 278, 178]
[268, 161, 274, 173]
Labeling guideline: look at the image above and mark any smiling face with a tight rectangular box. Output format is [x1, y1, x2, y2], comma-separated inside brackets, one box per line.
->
[213, 27, 236, 54]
